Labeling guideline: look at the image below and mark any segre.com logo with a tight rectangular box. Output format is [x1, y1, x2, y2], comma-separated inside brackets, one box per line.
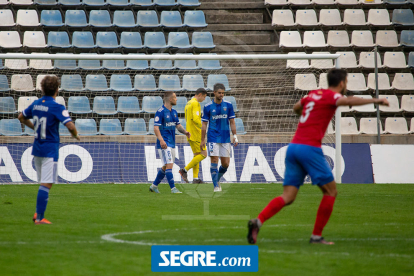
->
[151, 245, 258, 272]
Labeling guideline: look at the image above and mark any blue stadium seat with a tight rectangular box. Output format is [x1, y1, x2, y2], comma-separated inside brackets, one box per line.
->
[130, 0, 154, 6]
[93, 96, 117, 115]
[103, 54, 125, 70]
[114, 11, 136, 28]
[137, 10, 160, 28]
[72, 32, 96, 49]
[107, 0, 130, 6]
[142, 96, 163, 113]
[150, 53, 174, 70]
[192, 32, 215, 49]
[96, 32, 119, 49]
[400, 31, 414, 47]
[124, 118, 147, 135]
[83, 0, 106, 6]
[59, 0, 82, 5]
[175, 53, 199, 70]
[160, 11, 184, 28]
[144, 32, 168, 50]
[47, 32, 70, 48]
[200, 96, 211, 111]
[110, 74, 133, 91]
[392, 9, 414, 26]
[68, 96, 92, 114]
[168, 32, 192, 50]
[134, 74, 157, 91]
[0, 97, 16, 114]
[89, 10, 112, 28]
[177, 118, 186, 135]
[235, 118, 246, 134]
[54, 54, 77, 69]
[75, 119, 98, 136]
[59, 123, 71, 136]
[182, 74, 205, 91]
[0, 119, 22, 136]
[224, 96, 238, 112]
[159, 75, 182, 91]
[79, 53, 102, 70]
[120, 32, 143, 49]
[126, 54, 149, 70]
[154, 0, 177, 6]
[118, 96, 141, 114]
[175, 97, 187, 113]
[408, 52, 414, 68]
[148, 118, 155, 134]
[61, 75, 84, 91]
[100, 119, 123, 135]
[207, 74, 231, 91]
[24, 119, 34, 136]
[0, 75, 10, 91]
[34, 0, 57, 5]
[65, 10, 88, 27]
[85, 75, 109, 91]
[184, 10, 207, 28]
[41, 10, 63, 27]
[178, 0, 200, 7]
[0, 60, 3, 70]
[199, 53, 222, 70]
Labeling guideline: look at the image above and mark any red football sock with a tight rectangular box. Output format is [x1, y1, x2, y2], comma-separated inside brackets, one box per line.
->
[258, 196, 286, 224]
[312, 195, 336, 236]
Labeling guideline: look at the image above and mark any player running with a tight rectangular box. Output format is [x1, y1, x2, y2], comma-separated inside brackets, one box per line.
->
[200, 83, 239, 192]
[179, 88, 208, 184]
[18, 76, 80, 225]
[247, 69, 389, 244]
[149, 92, 191, 194]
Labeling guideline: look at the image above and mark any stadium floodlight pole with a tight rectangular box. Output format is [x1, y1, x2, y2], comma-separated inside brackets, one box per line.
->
[335, 58, 342, 184]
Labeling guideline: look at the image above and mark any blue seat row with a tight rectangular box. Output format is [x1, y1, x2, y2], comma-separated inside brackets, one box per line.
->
[2, 0, 200, 7]
[46, 31, 214, 50]
[1, 116, 246, 136]
[39, 10, 207, 28]
[60, 74, 231, 92]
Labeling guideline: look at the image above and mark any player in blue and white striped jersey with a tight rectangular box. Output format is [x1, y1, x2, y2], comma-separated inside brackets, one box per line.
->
[201, 83, 239, 192]
[149, 92, 191, 194]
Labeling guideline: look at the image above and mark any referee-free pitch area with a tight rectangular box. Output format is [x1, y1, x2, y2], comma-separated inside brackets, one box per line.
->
[1, 184, 413, 276]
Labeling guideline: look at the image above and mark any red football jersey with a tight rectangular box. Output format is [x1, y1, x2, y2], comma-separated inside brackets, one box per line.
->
[291, 89, 343, 148]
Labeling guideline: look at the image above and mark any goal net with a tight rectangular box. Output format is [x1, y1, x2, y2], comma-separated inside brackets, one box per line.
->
[0, 53, 341, 184]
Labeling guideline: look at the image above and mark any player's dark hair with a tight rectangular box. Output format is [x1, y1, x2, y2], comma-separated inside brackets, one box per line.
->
[163, 91, 175, 103]
[41, 75, 60, 97]
[213, 83, 225, 92]
[327, 69, 348, 87]
[195, 88, 207, 95]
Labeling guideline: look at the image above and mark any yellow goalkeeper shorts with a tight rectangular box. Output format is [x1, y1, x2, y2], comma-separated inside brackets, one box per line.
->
[189, 140, 206, 153]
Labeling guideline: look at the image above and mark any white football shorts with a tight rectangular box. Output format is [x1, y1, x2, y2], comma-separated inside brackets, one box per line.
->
[208, 143, 232, 158]
[34, 157, 58, 184]
[158, 147, 176, 166]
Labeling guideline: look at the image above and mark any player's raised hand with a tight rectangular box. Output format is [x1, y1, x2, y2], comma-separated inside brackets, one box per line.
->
[185, 131, 191, 139]
[160, 140, 167, 149]
[377, 98, 390, 106]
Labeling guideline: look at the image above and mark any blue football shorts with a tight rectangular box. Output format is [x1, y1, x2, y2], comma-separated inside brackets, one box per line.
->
[283, 143, 334, 189]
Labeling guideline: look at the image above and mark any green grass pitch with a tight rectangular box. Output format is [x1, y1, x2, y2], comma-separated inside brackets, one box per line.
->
[1, 183, 413, 276]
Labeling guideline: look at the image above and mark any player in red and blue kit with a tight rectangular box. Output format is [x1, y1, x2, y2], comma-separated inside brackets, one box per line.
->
[247, 69, 389, 244]
[18, 76, 80, 224]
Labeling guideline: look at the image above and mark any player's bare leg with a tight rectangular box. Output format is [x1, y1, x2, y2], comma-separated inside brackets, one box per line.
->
[34, 183, 53, 225]
[247, 186, 298, 244]
[310, 180, 337, 245]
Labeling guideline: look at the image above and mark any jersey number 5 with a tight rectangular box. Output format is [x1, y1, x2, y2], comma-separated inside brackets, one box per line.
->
[33, 116, 47, 139]
[299, 101, 315, 123]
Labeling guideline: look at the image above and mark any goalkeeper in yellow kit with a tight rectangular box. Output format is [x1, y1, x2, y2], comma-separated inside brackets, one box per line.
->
[179, 88, 208, 183]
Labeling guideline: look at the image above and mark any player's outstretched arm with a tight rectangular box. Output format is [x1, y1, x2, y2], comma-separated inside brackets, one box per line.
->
[336, 97, 389, 107]
[65, 122, 80, 141]
[176, 124, 190, 139]
[229, 118, 239, 147]
[293, 101, 303, 116]
[18, 112, 34, 130]
[154, 126, 167, 149]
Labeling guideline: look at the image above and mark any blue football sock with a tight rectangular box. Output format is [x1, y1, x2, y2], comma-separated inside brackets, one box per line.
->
[165, 169, 175, 189]
[36, 186, 50, 220]
[211, 163, 218, 188]
[217, 166, 228, 183]
[153, 169, 166, 186]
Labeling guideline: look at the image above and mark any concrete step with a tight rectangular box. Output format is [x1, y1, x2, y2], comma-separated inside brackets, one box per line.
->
[214, 44, 278, 53]
[211, 31, 273, 45]
[201, 2, 265, 9]
[206, 24, 273, 31]
[204, 10, 263, 24]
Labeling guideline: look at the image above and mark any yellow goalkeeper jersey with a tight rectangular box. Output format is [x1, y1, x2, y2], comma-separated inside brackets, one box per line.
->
[185, 97, 202, 142]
